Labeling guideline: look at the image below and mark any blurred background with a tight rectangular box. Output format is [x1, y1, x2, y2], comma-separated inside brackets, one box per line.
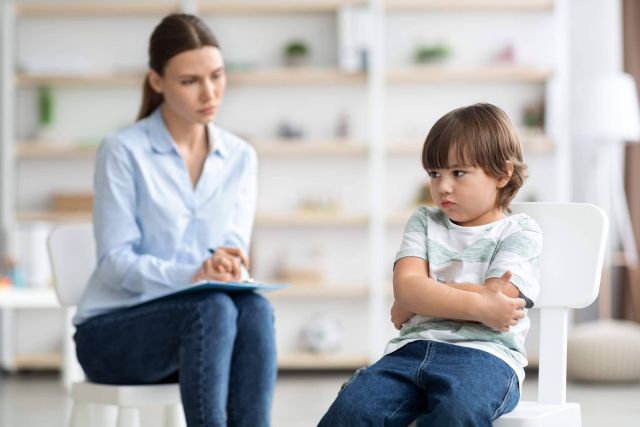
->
[1, 0, 640, 426]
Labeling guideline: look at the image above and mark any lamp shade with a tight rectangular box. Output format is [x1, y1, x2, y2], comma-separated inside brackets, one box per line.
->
[574, 73, 640, 142]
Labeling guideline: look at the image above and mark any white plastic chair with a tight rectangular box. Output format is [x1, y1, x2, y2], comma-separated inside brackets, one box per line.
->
[493, 203, 608, 426]
[48, 223, 186, 427]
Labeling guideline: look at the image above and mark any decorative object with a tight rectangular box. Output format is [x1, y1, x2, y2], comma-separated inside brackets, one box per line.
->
[414, 42, 450, 65]
[37, 85, 55, 139]
[300, 313, 344, 353]
[335, 112, 350, 139]
[522, 100, 545, 128]
[297, 194, 340, 215]
[568, 319, 640, 382]
[284, 40, 310, 67]
[493, 43, 516, 64]
[277, 120, 305, 139]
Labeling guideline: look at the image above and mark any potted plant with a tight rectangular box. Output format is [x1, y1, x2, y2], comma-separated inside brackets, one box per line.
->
[284, 40, 310, 67]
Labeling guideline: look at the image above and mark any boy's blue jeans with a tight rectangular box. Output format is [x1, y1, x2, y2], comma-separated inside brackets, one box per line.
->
[74, 290, 277, 427]
[319, 340, 520, 427]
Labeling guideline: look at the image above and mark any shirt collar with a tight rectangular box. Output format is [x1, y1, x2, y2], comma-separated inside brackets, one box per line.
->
[148, 105, 228, 159]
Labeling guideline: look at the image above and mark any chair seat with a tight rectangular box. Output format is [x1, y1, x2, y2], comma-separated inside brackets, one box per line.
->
[494, 401, 581, 427]
[71, 381, 181, 406]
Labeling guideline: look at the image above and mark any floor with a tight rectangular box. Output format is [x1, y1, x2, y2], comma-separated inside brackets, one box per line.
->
[1, 370, 639, 426]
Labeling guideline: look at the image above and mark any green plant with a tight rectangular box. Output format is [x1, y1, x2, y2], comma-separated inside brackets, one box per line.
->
[414, 43, 450, 64]
[38, 86, 53, 126]
[284, 40, 309, 58]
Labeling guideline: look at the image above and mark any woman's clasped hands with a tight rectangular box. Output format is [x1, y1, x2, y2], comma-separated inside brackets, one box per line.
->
[192, 247, 249, 282]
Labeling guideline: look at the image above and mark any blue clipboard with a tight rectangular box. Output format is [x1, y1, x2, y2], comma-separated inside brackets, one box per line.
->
[183, 280, 290, 294]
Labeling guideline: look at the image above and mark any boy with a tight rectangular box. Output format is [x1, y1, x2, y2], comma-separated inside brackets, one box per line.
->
[319, 103, 542, 427]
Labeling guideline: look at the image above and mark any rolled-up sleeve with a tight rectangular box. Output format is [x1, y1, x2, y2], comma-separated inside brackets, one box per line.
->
[93, 137, 199, 295]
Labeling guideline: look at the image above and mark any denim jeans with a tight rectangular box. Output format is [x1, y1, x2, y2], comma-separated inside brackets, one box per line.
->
[319, 340, 519, 427]
[74, 290, 277, 427]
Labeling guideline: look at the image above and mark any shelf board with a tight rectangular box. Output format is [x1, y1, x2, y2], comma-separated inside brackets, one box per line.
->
[387, 129, 554, 155]
[386, 0, 556, 12]
[0, 287, 59, 309]
[269, 285, 369, 299]
[387, 66, 553, 84]
[16, 140, 367, 159]
[252, 140, 367, 156]
[16, 72, 144, 87]
[16, 142, 98, 159]
[200, 0, 367, 14]
[16, 68, 366, 87]
[278, 352, 369, 370]
[228, 68, 366, 85]
[16, 210, 91, 223]
[255, 212, 369, 227]
[15, 2, 179, 16]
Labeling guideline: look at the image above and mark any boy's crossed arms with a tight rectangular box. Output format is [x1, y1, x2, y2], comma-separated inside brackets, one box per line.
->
[391, 256, 525, 332]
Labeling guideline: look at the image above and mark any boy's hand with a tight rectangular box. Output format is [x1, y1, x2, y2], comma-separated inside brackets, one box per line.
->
[391, 300, 415, 330]
[477, 271, 525, 332]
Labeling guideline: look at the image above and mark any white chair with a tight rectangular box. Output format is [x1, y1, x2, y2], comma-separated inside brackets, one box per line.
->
[48, 223, 186, 427]
[493, 203, 608, 426]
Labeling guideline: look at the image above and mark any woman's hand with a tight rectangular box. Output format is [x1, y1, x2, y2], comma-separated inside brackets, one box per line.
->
[192, 247, 249, 282]
[390, 300, 415, 330]
[477, 271, 526, 332]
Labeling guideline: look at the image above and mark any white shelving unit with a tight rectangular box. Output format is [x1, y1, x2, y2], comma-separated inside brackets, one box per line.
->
[0, 0, 570, 372]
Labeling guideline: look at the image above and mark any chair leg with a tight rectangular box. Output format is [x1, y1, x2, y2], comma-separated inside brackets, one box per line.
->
[69, 402, 91, 427]
[116, 407, 141, 427]
[164, 404, 186, 427]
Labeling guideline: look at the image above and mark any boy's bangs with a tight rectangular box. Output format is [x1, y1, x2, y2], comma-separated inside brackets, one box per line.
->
[423, 125, 479, 170]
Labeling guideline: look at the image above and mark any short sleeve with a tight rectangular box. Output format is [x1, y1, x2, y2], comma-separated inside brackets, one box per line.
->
[486, 219, 543, 308]
[394, 208, 430, 265]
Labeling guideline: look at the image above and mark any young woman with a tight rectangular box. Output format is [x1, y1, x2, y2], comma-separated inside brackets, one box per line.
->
[73, 14, 276, 427]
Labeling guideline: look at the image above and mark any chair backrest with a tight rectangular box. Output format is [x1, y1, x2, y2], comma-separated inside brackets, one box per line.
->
[47, 223, 95, 307]
[510, 203, 608, 404]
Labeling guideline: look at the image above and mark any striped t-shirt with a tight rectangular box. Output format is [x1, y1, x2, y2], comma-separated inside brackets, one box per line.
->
[385, 206, 543, 384]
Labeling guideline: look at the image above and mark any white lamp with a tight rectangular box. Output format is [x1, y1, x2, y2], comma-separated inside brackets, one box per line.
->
[574, 72, 640, 271]
[568, 73, 640, 383]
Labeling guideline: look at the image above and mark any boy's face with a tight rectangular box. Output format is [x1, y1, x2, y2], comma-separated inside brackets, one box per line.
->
[427, 147, 509, 227]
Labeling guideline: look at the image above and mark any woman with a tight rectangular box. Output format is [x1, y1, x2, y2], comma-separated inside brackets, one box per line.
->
[73, 14, 276, 427]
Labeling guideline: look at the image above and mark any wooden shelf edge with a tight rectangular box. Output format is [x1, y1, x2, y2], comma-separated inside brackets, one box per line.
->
[13, 353, 62, 370]
[200, 0, 366, 14]
[278, 353, 369, 370]
[387, 66, 554, 84]
[386, 0, 555, 12]
[15, 3, 179, 17]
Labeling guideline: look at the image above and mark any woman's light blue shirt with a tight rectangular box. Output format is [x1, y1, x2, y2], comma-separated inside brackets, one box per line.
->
[74, 107, 257, 325]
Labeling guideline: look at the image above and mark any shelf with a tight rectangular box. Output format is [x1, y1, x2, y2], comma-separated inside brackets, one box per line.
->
[200, 0, 367, 14]
[228, 68, 366, 85]
[16, 72, 144, 87]
[14, 353, 62, 370]
[278, 352, 369, 370]
[15, 2, 180, 16]
[252, 140, 367, 156]
[16, 140, 368, 159]
[16, 68, 366, 87]
[387, 129, 554, 156]
[0, 287, 59, 309]
[16, 142, 98, 159]
[256, 212, 369, 227]
[386, 0, 555, 12]
[387, 66, 553, 84]
[16, 210, 91, 223]
[269, 285, 369, 299]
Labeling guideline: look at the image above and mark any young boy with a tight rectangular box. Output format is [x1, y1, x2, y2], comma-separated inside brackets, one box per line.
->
[319, 103, 542, 427]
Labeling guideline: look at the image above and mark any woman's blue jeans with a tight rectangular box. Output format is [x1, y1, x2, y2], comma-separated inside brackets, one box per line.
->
[74, 290, 277, 427]
[319, 340, 520, 427]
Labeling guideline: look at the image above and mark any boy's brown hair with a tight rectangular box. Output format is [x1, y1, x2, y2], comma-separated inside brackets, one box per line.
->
[421, 103, 527, 212]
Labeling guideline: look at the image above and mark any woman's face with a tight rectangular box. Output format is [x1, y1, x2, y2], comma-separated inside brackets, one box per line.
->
[149, 46, 226, 126]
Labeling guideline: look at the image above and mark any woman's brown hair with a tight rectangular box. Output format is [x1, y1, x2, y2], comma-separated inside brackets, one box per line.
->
[421, 103, 527, 211]
[137, 14, 220, 120]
